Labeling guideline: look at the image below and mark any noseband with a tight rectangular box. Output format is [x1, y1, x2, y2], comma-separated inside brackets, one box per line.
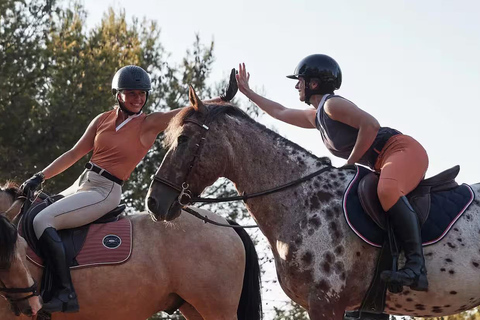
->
[0, 279, 39, 303]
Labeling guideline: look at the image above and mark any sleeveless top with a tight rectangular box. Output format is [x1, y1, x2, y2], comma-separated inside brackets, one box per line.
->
[90, 108, 152, 181]
[315, 94, 400, 168]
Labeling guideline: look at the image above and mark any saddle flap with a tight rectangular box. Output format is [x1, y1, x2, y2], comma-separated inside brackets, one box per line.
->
[358, 172, 386, 230]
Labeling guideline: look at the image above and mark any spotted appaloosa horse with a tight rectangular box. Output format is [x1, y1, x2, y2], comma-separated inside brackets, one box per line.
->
[146, 87, 480, 320]
[0, 182, 262, 320]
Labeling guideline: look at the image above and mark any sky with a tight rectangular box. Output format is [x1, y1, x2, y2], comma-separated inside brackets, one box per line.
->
[82, 0, 480, 316]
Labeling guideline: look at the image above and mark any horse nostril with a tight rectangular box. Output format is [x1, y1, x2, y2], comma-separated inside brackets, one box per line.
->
[147, 197, 157, 212]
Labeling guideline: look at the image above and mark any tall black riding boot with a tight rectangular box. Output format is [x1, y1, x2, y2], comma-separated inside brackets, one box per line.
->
[38, 227, 79, 313]
[380, 196, 428, 291]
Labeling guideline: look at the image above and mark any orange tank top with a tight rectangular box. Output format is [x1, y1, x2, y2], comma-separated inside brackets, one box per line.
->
[90, 109, 152, 181]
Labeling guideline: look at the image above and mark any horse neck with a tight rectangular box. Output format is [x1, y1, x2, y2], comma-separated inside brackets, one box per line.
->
[220, 118, 330, 236]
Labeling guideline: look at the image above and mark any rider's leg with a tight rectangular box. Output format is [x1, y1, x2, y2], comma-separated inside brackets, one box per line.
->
[374, 135, 429, 291]
[33, 171, 121, 313]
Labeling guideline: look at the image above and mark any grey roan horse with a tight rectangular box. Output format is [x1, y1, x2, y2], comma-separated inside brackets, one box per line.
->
[146, 86, 480, 320]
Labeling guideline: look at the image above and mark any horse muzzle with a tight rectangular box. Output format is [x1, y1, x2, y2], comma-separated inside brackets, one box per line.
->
[146, 184, 183, 221]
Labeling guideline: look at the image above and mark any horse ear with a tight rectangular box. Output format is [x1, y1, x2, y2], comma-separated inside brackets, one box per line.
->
[188, 85, 207, 113]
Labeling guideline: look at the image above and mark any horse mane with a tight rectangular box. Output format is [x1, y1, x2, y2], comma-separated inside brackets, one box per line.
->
[0, 214, 18, 270]
[165, 103, 332, 166]
[1, 181, 20, 201]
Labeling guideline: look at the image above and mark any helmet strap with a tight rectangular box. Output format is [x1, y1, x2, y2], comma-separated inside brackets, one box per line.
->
[303, 78, 332, 105]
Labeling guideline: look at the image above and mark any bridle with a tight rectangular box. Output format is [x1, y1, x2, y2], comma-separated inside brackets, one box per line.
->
[151, 113, 333, 227]
[0, 279, 39, 303]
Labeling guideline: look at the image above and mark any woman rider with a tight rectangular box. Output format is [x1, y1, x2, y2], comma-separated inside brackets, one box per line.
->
[235, 54, 429, 292]
[20, 65, 224, 313]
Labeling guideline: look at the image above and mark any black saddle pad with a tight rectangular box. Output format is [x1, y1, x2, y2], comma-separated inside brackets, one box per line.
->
[344, 166, 475, 247]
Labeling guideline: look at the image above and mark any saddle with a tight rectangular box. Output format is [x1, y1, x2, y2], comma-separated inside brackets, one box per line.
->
[20, 193, 126, 264]
[358, 165, 460, 230]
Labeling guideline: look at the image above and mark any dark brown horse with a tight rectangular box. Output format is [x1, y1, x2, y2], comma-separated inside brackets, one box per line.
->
[0, 182, 262, 320]
[146, 86, 480, 320]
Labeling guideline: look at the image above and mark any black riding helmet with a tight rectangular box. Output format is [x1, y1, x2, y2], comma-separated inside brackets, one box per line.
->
[111, 65, 152, 115]
[287, 54, 342, 105]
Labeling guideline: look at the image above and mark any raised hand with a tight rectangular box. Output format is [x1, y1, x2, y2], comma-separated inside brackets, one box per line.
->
[236, 63, 251, 95]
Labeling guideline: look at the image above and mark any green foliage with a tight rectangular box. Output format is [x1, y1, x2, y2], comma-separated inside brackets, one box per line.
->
[273, 300, 309, 320]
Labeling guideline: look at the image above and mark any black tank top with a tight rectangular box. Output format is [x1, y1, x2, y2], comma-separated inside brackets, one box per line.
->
[315, 94, 400, 168]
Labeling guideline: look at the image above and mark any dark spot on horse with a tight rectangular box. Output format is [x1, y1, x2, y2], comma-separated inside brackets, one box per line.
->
[356, 251, 361, 257]
[440, 268, 446, 272]
[403, 290, 411, 295]
[301, 252, 313, 265]
[315, 279, 331, 292]
[294, 191, 298, 196]
[329, 173, 337, 179]
[314, 182, 320, 188]
[321, 260, 331, 274]
[334, 207, 341, 217]
[447, 242, 456, 249]
[325, 209, 334, 220]
[328, 221, 342, 241]
[445, 258, 452, 263]
[473, 261, 479, 268]
[457, 238, 462, 242]
[294, 236, 303, 246]
[449, 270, 455, 275]
[333, 181, 340, 188]
[338, 171, 345, 177]
[300, 217, 308, 229]
[444, 304, 451, 307]
[425, 252, 433, 257]
[334, 261, 344, 274]
[292, 150, 297, 155]
[432, 306, 443, 313]
[453, 227, 459, 232]
[450, 291, 457, 295]
[309, 216, 321, 229]
[466, 214, 472, 221]
[395, 304, 402, 308]
[325, 252, 334, 263]
[335, 190, 343, 197]
[308, 228, 315, 236]
[415, 304, 425, 310]
[334, 245, 344, 256]
[317, 191, 333, 203]
[406, 298, 413, 302]
[310, 195, 320, 210]
[340, 176, 346, 181]
[340, 272, 346, 280]
[325, 183, 332, 190]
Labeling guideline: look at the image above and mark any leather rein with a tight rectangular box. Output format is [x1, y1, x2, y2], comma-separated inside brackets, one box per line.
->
[152, 116, 332, 228]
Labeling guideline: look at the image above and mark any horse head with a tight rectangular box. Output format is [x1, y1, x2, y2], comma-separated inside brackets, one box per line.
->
[146, 85, 242, 221]
[0, 185, 40, 317]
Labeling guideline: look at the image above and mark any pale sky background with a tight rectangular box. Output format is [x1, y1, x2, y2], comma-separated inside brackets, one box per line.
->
[82, 0, 480, 317]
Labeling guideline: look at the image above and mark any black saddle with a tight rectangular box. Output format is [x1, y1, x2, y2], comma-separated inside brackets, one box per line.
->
[358, 165, 460, 229]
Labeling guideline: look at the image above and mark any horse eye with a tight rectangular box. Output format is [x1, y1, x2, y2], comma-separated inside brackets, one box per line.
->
[177, 135, 189, 144]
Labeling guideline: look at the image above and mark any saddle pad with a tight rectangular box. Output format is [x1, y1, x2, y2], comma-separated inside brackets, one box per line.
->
[26, 217, 132, 269]
[343, 166, 475, 247]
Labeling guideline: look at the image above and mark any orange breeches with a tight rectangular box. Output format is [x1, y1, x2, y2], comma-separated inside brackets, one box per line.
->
[374, 135, 429, 211]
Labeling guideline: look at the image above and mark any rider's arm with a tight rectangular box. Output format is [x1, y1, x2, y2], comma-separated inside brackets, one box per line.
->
[325, 98, 380, 165]
[236, 63, 316, 128]
[41, 114, 101, 180]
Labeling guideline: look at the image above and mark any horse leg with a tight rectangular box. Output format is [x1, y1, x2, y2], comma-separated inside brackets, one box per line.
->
[179, 302, 204, 320]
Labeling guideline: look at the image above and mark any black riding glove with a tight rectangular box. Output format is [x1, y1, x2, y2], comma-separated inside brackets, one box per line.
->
[20, 172, 45, 196]
[220, 68, 238, 102]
